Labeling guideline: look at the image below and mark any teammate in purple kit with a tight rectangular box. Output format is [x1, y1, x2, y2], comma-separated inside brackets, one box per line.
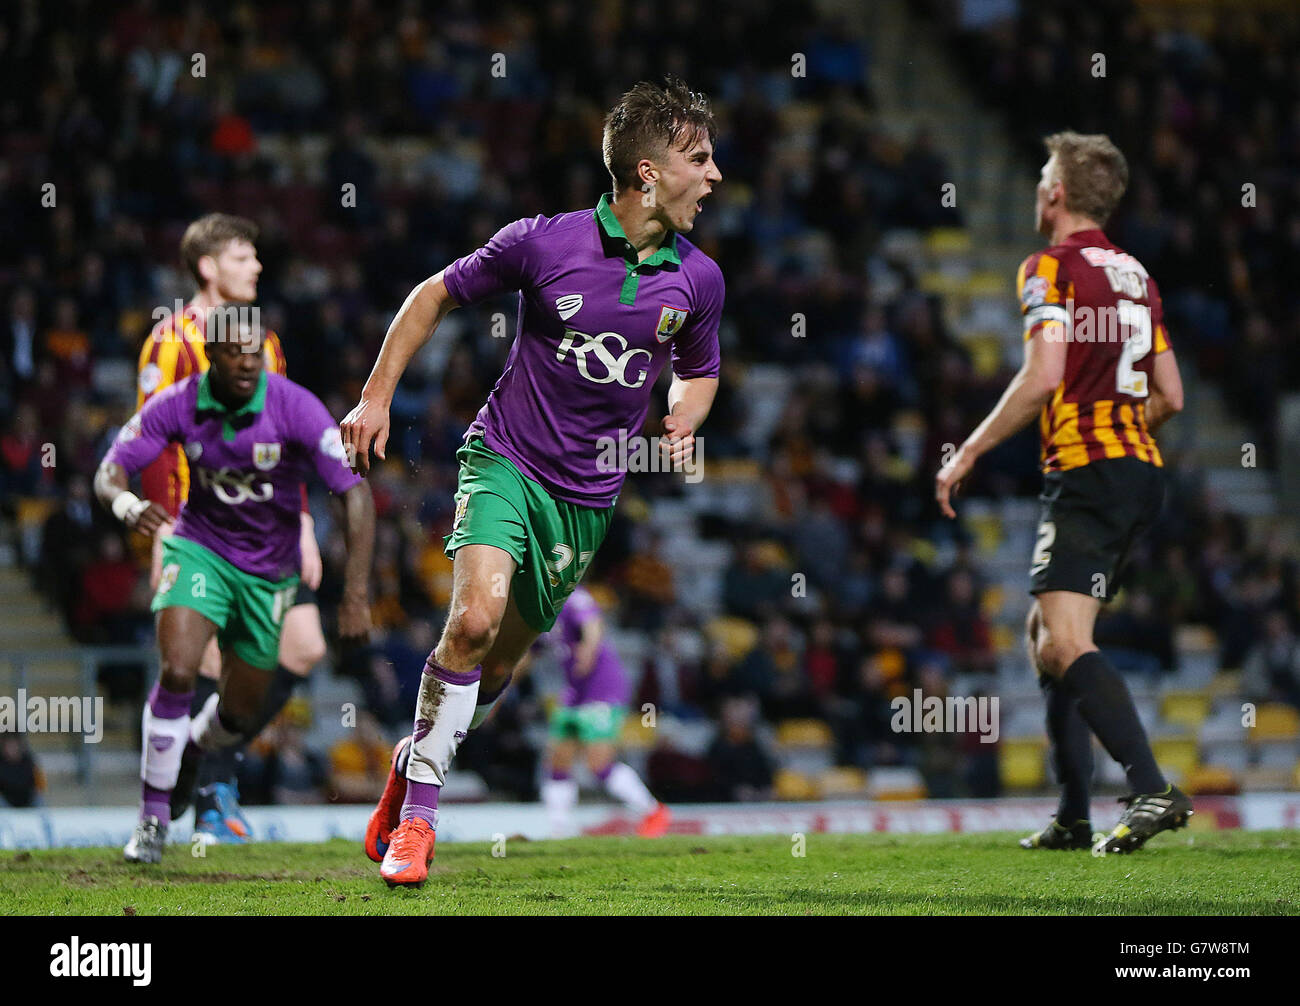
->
[95, 311, 375, 863]
[542, 585, 670, 838]
[342, 76, 723, 885]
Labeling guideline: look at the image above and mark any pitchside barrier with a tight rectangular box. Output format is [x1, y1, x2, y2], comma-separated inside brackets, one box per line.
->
[2, 794, 1298, 849]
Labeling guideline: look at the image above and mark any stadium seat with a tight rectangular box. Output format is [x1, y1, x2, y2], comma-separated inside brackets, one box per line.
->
[774, 768, 821, 801]
[619, 716, 655, 751]
[1249, 703, 1300, 741]
[776, 719, 834, 747]
[999, 738, 1046, 790]
[819, 766, 868, 799]
[868, 766, 927, 801]
[1184, 765, 1239, 796]
[924, 227, 972, 256]
[1151, 736, 1199, 784]
[1160, 690, 1211, 731]
[704, 616, 759, 663]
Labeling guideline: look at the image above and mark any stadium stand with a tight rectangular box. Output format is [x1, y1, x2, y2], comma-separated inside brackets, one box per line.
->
[1, 0, 1297, 810]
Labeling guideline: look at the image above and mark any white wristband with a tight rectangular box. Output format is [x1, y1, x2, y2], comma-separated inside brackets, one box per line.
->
[111, 491, 147, 525]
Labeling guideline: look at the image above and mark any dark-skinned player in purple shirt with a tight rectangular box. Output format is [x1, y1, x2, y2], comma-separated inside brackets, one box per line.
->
[342, 77, 724, 886]
[96, 311, 375, 864]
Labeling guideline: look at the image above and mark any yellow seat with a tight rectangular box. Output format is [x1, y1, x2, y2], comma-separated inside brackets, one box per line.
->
[819, 766, 868, 798]
[1160, 691, 1211, 730]
[16, 496, 58, 530]
[1151, 737, 1199, 783]
[1184, 765, 1238, 796]
[1250, 703, 1300, 741]
[924, 227, 972, 255]
[999, 739, 1046, 790]
[619, 716, 655, 750]
[704, 616, 759, 663]
[774, 769, 820, 801]
[776, 719, 833, 747]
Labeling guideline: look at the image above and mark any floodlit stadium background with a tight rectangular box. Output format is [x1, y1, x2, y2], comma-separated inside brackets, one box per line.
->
[2, 0, 1300, 844]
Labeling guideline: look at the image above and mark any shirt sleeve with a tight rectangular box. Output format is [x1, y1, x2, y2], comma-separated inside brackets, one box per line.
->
[440, 216, 543, 307]
[671, 259, 724, 379]
[296, 389, 363, 496]
[1147, 275, 1171, 353]
[1016, 252, 1069, 343]
[104, 385, 183, 477]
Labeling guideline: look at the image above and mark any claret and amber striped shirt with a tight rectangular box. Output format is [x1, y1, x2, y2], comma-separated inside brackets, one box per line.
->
[1016, 228, 1170, 473]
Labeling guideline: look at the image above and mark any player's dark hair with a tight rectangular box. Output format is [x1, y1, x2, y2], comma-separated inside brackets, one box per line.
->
[181, 213, 259, 286]
[602, 75, 716, 193]
[1044, 132, 1129, 226]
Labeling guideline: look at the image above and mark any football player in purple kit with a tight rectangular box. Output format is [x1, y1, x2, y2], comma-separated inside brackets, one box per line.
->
[95, 310, 375, 863]
[542, 585, 669, 838]
[342, 76, 723, 885]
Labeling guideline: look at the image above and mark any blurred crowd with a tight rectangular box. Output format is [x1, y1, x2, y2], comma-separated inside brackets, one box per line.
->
[1, 0, 1297, 807]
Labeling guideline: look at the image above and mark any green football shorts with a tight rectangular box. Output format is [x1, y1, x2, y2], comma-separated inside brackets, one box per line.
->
[152, 535, 298, 670]
[444, 438, 615, 633]
[550, 702, 626, 744]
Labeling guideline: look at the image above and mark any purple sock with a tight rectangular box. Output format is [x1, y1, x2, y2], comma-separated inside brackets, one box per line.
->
[593, 762, 614, 783]
[148, 681, 193, 719]
[142, 784, 171, 823]
[401, 781, 439, 827]
[551, 769, 572, 782]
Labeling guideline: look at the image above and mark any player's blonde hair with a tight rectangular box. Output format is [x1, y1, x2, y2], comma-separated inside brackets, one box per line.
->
[1044, 132, 1129, 226]
[602, 76, 716, 194]
[180, 213, 259, 286]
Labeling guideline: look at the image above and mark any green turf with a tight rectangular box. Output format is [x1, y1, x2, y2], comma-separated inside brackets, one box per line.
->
[3, 830, 1297, 916]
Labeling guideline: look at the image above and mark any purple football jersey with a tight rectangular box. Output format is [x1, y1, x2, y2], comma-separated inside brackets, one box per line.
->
[105, 371, 361, 580]
[553, 586, 629, 707]
[442, 194, 724, 507]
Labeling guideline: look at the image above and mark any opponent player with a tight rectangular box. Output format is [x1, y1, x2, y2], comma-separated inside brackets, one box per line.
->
[934, 132, 1192, 855]
[541, 585, 670, 838]
[137, 214, 328, 841]
[97, 314, 374, 863]
[343, 76, 723, 885]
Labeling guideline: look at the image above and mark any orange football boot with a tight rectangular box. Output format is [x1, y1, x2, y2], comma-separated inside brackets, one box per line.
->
[380, 817, 436, 886]
[636, 802, 672, 838]
[364, 735, 412, 863]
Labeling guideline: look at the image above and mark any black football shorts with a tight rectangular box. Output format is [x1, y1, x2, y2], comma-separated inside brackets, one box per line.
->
[1029, 456, 1166, 602]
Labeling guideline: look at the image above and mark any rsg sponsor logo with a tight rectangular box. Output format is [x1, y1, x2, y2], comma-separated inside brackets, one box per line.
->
[194, 465, 272, 505]
[555, 329, 652, 389]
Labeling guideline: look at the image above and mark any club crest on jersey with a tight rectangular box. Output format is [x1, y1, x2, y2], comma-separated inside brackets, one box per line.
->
[253, 442, 281, 471]
[655, 305, 688, 342]
[556, 294, 583, 321]
[1021, 275, 1050, 309]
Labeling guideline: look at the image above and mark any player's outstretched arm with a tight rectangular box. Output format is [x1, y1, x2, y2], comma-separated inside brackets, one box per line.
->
[1145, 346, 1184, 434]
[935, 330, 1065, 518]
[332, 480, 375, 643]
[340, 273, 459, 475]
[94, 460, 172, 535]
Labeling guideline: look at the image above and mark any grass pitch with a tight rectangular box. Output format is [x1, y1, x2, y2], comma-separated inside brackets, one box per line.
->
[3, 831, 1297, 916]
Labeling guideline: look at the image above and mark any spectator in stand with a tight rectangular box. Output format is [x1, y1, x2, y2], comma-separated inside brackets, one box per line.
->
[706, 696, 775, 802]
[1241, 609, 1300, 711]
[0, 734, 44, 807]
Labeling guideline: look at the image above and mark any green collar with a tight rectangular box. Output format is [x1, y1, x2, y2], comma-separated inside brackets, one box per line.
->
[594, 193, 681, 305]
[594, 193, 681, 268]
[197, 369, 267, 441]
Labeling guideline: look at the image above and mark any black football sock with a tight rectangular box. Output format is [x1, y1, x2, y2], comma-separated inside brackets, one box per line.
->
[240, 664, 302, 743]
[1041, 675, 1092, 824]
[1060, 650, 1166, 794]
[191, 675, 218, 715]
